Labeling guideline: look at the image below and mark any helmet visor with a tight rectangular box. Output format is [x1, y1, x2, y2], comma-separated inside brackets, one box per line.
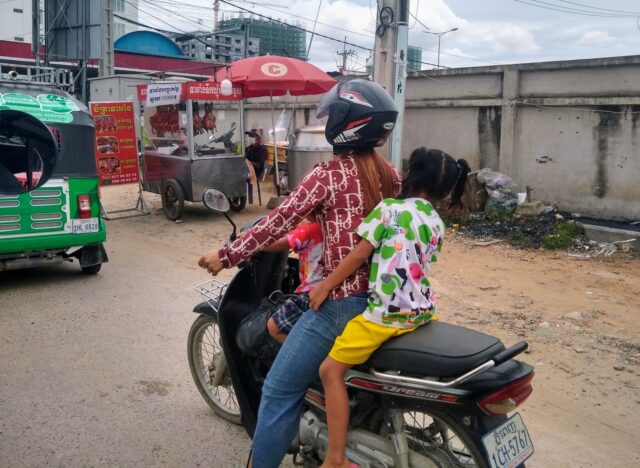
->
[315, 84, 340, 119]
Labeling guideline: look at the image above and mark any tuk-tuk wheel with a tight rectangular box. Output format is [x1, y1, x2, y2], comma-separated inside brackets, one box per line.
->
[228, 196, 247, 212]
[81, 263, 102, 275]
[162, 179, 185, 220]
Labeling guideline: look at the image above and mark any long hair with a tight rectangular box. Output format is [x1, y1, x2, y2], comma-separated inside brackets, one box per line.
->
[337, 148, 396, 214]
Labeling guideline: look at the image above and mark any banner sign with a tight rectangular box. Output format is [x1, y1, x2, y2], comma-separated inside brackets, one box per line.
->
[137, 82, 243, 104]
[90, 101, 140, 186]
[186, 81, 243, 100]
[145, 82, 182, 106]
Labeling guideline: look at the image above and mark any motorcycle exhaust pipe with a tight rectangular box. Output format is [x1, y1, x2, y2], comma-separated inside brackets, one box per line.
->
[299, 411, 437, 468]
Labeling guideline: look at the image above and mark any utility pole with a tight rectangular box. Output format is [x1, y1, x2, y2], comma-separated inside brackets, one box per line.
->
[336, 37, 354, 74]
[214, 0, 219, 32]
[373, 0, 409, 169]
[100, 0, 115, 76]
[242, 18, 250, 58]
[32, 0, 41, 67]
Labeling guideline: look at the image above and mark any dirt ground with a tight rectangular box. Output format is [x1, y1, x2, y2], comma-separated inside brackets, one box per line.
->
[2, 183, 639, 467]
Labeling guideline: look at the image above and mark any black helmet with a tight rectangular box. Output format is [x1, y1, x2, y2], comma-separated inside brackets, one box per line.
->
[316, 79, 398, 150]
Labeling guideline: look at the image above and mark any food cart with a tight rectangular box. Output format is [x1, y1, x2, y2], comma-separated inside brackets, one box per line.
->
[137, 81, 247, 220]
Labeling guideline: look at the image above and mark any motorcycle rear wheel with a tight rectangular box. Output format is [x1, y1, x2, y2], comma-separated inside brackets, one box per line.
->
[391, 409, 489, 468]
[187, 315, 242, 424]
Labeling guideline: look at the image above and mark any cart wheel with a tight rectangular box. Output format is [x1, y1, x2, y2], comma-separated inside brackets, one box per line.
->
[162, 179, 185, 220]
[228, 196, 246, 212]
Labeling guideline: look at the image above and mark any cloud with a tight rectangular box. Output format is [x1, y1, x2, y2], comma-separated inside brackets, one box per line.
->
[485, 24, 540, 54]
[577, 30, 614, 46]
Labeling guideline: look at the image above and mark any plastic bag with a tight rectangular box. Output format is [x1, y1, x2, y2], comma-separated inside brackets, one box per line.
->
[476, 169, 518, 214]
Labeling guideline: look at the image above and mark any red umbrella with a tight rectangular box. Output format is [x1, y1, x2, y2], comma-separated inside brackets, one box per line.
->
[212, 55, 336, 98]
[213, 56, 336, 196]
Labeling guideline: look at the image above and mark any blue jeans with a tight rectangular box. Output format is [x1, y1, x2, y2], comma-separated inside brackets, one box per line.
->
[251, 295, 367, 468]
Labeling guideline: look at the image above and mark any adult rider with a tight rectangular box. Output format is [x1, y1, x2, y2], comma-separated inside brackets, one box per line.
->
[198, 80, 400, 468]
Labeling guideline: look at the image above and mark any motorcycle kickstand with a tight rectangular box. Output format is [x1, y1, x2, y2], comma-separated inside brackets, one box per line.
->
[386, 409, 410, 468]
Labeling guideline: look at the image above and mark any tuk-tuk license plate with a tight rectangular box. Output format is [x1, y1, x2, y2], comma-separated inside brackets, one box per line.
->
[482, 413, 533, 468]
[71, 218, 99, 234]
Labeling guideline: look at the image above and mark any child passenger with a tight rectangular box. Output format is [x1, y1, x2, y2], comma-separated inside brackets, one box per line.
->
[309, 148, 470, 468]
[264, 220, 324, 344]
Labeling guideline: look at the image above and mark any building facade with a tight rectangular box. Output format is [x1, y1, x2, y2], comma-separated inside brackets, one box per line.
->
[172, 31, 259, 64]
[113, 0, 139, 40]
[0, 0, 137, 44]
[218, 17, 306, 60]
[0, 0, 37, 44]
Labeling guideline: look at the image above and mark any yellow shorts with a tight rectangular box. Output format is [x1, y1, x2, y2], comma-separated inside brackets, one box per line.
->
[329, 314, 416, 365]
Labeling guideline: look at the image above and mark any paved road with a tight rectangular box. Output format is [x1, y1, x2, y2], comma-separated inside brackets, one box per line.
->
[0, 203, 256, 467]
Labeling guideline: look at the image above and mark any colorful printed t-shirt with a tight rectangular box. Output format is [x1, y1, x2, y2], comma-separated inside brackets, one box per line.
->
[355, 198, 445, 329]
[288, 222, 324, 293]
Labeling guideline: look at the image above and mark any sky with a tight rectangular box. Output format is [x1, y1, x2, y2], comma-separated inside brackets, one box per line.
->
[140, 0, 640, 71]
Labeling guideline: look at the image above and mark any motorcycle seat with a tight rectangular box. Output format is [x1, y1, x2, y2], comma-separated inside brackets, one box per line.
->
[362, 321, 505, 378]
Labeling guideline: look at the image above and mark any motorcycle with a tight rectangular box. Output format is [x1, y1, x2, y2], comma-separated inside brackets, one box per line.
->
[188, 188, 535, 468]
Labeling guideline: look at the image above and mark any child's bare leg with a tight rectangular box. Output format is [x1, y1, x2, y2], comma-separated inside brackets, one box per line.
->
[319, 357, 352, 468]
[267, 317, 287, 344]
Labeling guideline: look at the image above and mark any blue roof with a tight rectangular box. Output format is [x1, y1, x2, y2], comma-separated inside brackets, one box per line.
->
[114, 31, 184, 58]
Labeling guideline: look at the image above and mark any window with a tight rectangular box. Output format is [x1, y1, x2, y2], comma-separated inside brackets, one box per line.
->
[235, 39, 241, 44]
[235, 48, 241, 53]
[14, 36, 24, 42]
[13, 8, 23, 13]
[114, 22, 125, 39]
[114, 0, 125, 13]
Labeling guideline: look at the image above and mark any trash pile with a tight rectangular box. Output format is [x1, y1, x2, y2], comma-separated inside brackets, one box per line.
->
[457, 210, 586, 249]
[453, 168, 637, 255]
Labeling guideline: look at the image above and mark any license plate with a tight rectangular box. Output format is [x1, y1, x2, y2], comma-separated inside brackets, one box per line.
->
[71, 217, 99, 234]
[482, 413, 533, 468]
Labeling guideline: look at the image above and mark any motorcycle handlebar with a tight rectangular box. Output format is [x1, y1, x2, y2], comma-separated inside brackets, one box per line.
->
[492, 342, 528, 366]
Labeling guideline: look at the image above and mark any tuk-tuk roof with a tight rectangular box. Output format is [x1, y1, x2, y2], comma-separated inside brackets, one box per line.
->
[0, 80, 93, 127]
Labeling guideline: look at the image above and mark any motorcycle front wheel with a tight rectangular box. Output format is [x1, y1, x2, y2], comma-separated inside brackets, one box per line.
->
[187, 315, 242, 424]
[390, 409, 490, 468]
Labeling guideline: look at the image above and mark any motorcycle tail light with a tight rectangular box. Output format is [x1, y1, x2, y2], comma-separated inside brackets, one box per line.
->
[478, 373, 534, 415]
[77, 195, 91, 219]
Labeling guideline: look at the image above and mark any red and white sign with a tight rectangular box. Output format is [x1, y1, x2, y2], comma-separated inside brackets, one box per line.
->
[90, 101, 140, 187]
[136, 81, 243, 103]
[186, 81, 243, 100]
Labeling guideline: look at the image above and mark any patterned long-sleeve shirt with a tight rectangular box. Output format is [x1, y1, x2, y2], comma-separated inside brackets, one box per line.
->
[218, 156, 401, 300]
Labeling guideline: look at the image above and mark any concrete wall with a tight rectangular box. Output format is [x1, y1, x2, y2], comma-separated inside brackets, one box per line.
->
[399, 56, 640, 220]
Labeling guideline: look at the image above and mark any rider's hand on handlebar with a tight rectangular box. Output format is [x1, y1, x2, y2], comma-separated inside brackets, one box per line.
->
[198, 249, 224, 276]
[309, 283, 330, 311]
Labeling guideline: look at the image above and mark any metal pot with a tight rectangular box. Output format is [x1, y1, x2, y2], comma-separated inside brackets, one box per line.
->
[287, 125, 333, 191]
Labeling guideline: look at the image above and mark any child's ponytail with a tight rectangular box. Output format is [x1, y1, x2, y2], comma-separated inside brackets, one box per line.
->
[448, 158, 470, 209]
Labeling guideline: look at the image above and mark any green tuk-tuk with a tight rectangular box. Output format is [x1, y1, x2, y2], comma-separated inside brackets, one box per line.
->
[0, 80, 108, 273]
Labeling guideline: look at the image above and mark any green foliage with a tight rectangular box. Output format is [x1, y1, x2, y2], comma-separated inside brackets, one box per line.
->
[509, 229, 532, 248]
[486, 211, 513, 223]
[541, 222, 584, 250]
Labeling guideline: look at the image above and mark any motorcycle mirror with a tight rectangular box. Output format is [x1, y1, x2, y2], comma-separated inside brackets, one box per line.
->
[203, 188, 231, 213]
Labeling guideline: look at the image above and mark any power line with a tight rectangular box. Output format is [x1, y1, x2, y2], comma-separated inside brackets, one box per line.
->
[512, 0, 639, 17]
[124, 1, 234, 59]
[218, 0, 374, 52]
[555, 0, 640, 15]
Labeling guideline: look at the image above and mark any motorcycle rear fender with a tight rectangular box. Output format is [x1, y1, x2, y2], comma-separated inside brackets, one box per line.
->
[192, 300, 218, 319]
